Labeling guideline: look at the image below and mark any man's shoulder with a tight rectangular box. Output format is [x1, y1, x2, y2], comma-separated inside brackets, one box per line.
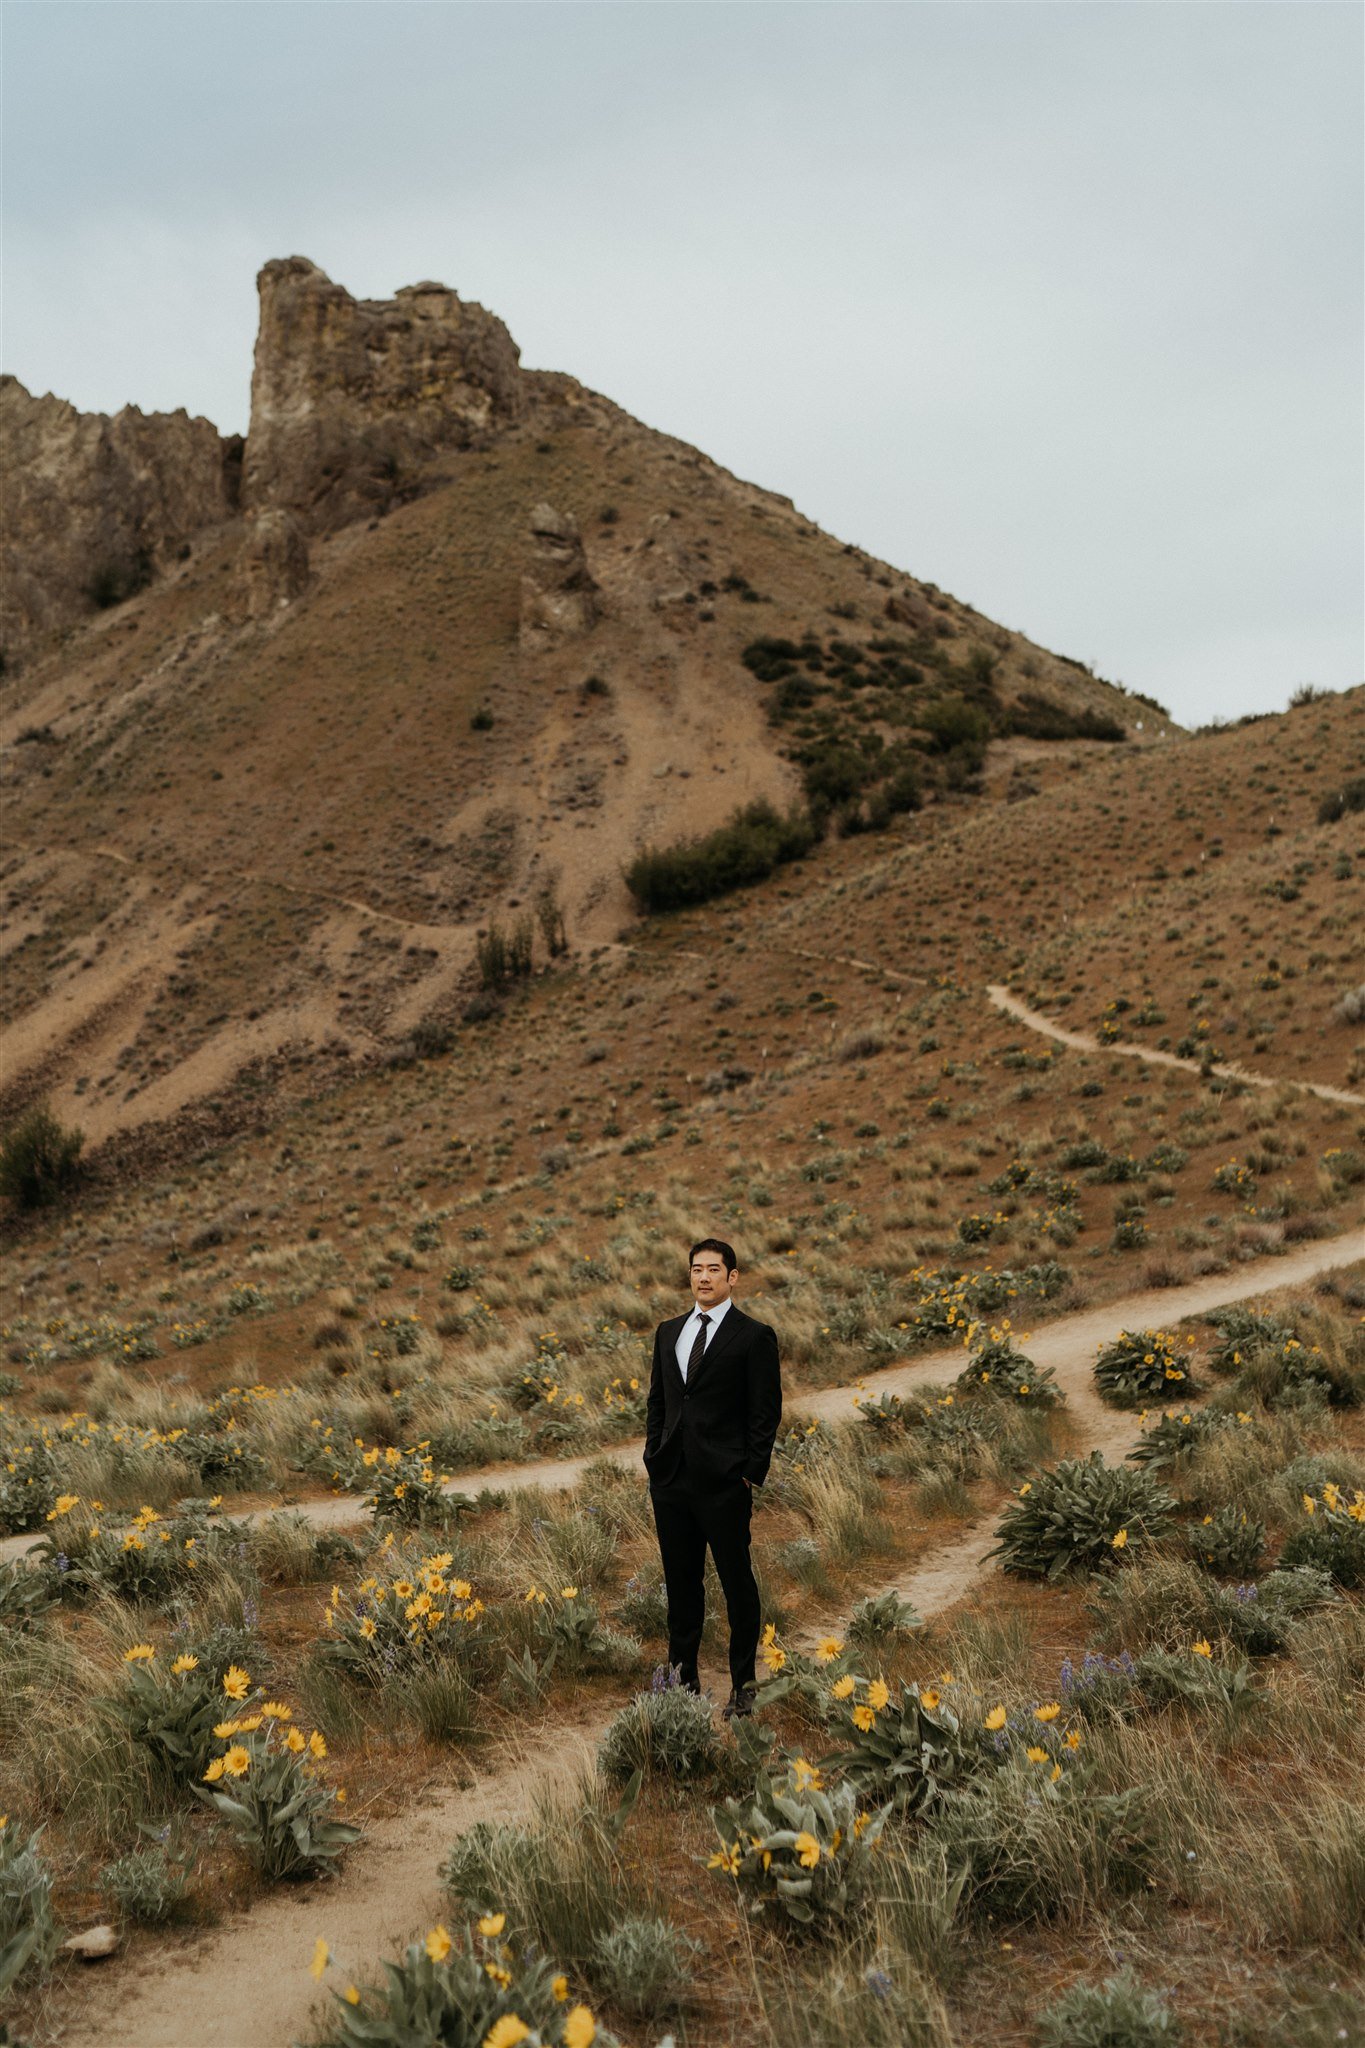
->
[730, 1304, 776, 1337]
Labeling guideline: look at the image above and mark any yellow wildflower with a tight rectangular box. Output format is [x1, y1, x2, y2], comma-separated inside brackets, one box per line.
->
[484, 2019, 531, 2048]
[1026, 1745, 1048, 1763]
[1191, 1639, 1213, 1658]
[222, 1664, 250, 1700]
[867, 1678, 891, 1712]
[309, 1730, 327, 1759]
[793, 1831, 821, 1869]
[815, 1637, 843, 1663]
[984, 1704, 1007, 1731]
[831, 1675, 856, 1700]
[851, 1705, 876, 1733]
[171, 1653, 199, 1675]
[123, 1643, 156, 1663]
[425, 1924, 452, 1963]
[1111, 1528, 1128, 1549]
[223, 1745, 251, 1777]
[309, 1937, 329, 1981]
[562, 2007, 596, 2048]
[1034, 1702, 1061, 1723]
[477, 1912, 506, 1937]
[553, 1974, 569, 2000]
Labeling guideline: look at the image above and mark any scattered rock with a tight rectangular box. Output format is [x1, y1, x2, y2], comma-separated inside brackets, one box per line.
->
[883, 586, 936, 634]
[520, 500, 598, 639]
[63, 1924, 119, 1960]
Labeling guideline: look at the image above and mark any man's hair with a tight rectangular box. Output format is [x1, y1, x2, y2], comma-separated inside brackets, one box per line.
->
[689, 1237, 738, 1274]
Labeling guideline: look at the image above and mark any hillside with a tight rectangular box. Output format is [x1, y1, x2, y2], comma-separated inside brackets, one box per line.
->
[1, 257, 1162, 1160]
[1, 259, 1363, 2048]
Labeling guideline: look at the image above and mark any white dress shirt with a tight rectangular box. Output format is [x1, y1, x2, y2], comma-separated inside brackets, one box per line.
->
[675, 1293, 733, 1381]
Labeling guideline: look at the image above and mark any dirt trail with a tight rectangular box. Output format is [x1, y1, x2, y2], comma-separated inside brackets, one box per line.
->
[987, 983, 1365, 1107]
[47, 1473, 1066, 2048]
[3, 1236, 1359, 1571]
[35, 1235, 1363, 2048]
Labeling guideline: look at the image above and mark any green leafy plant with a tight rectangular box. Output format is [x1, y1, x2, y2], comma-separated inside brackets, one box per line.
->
[1279, 1485, 1365, 1588]
[317, 1921, 616, 2048]
[1127, 1408, 1227, 1470]
[988, 1452, 1176, 1580]
[823, 1674, 995, 1815]
[598, 1679, 719, 1782]
[1184, 1504, 1265, 1576]
[846, 1588, 922, 1647]
[106, 1644, 229, 1790]
[0, 1099, 84, 1211]
[0, 1557, 59, 1629]
[1093, 1329, 1197, 1408]
[101, 1831, 195, 1925]
[0, 1818, 58, 1998]
[590, 1914, 701, 2018]
[925, 1754, 1154, 1924]
[954, 1323, 1062, 1408]
[195, 1716, 361, 1883]
[1035, 1965, 1181, 2046]
[709, 1759, 889, 1930]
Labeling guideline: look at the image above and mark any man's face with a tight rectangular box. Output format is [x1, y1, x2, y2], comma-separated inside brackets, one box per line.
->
[690, 1251, 736, 1306]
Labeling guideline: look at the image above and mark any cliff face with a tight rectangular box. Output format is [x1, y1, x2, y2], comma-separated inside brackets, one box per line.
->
[239, 257, 526, 532]
[0, 374, 237, 660]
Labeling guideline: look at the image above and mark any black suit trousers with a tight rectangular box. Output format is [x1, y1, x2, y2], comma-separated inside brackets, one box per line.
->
[649, 1451, 761, 1692]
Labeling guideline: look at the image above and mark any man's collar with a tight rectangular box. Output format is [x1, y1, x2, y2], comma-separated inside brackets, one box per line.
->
[689, 1294, 733, 1321]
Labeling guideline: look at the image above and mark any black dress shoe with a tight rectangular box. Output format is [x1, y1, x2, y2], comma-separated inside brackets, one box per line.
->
[722, 1684, 757, 1720]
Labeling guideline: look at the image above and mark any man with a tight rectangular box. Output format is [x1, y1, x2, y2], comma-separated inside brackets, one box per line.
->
[643, 1237, 782, 1719]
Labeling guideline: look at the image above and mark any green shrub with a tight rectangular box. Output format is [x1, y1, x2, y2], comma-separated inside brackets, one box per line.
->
[1184, 1504, 1265, 1576]
[1279, 1485, 1365, 1587]
[0, 1431, 61, 1535]
[954, 1324, 1063, 1409]
[1127, 1408, 1226, 1470]
[0, 1558, 58, 1630]
[1004, 695, 1126, 744]
[710, 1760, 889, 1930]
[1090, 1557, 1338, 1658]
[106, 1644, 229, 1790]
[0, 1817, 58, 1997]
[590, 1914, 701, 2018]
[598, 1678, 718, 1782]
[918, 693, 990, 760]
[624, 799, 819, 913]
[317, 1922, 616, 2048]
[32, 1498, 245, 1606]
[823, 1675, 994, 1815]
[925, 1758, 1153, 1924]
[0, 1100, 84, 1211]
[1035, 1966, 1181, 2046]
[1317, 775, 1365, 824]
[195, 1716, 360, 1883]
[441, 1775, 642, 1973]
[1093, 1329, 1197, 1409]
[101, 1837, 194, 1925]
[988, 1452, 1176, 1580]
[846, 1588, 922, 1647]
[527, 1588, 640, 1678]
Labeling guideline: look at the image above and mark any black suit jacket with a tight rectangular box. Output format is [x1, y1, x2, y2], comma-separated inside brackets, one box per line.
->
[643, 1301, 782, 1493]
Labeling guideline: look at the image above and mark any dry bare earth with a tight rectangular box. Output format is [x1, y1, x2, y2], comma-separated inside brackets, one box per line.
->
[45, 1234, 1362, 2048]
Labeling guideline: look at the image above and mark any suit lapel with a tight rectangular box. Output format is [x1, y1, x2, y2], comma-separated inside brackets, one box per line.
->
[664, 1313, 691, 1394]
[685, 1304, 745, 1393]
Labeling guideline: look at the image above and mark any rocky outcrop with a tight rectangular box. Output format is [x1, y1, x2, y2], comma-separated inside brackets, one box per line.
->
[241, 258, 526, 533]
[883, 586, 939, 635]
[233, 509, 311, 618]
[519, 502, 598, 640]
[0, 374, 237, 661]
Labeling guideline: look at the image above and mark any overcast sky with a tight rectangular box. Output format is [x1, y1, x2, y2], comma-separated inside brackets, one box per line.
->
[4, 1, 1361, 725]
